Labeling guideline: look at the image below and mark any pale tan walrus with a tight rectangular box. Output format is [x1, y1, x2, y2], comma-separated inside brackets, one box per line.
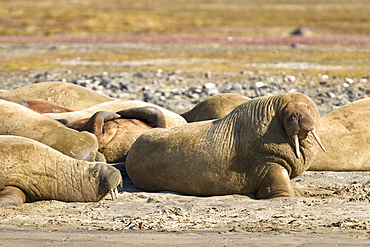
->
[309, 98, 370, 171]
[125, 93, 326, 199]
[0, 136, 122, 207]
[0, 99, 104, 161]
[181, 93, 250, 122]
[0, 81, 115, 110]
[64, 107, 168, 163]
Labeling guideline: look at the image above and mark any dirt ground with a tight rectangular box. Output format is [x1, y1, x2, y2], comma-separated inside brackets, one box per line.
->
[1, 169, 369, 246]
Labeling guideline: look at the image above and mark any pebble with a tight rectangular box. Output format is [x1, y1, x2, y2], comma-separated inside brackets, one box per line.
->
[0, 69, 368, 115]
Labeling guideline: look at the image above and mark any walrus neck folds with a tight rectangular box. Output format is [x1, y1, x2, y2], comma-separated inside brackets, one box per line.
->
[204, 95, 283, 162]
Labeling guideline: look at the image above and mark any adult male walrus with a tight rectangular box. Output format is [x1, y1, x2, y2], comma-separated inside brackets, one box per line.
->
[64, 107, 167, 163]
[0, 81, 115, 110]
[181, 93, 250, 122]
[309, 98, 370, 171]
[0, 136, 122, 207]
[0, 99, 104, 161]
[125, 93, 326, 199]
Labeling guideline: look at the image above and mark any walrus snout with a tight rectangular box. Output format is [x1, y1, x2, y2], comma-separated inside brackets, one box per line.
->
[283, 102, 326, 158]
[91, 163, 122, 200]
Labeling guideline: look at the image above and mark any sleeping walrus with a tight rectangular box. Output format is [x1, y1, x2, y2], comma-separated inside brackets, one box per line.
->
[64, 107, 168, 163]
[181, 93, 250, 122]
[125, 93, 326, 199]
[0, 136, 122, 207]
[0, 81, 115, 110]
[45, 100, 187, 126]
[309, 98, 370, 171]
[0, 99, 104, 161]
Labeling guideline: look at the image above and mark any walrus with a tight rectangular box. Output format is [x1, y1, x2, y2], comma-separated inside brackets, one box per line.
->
[0, 99, 104, 162]
[0, 81, 115, 110]
[45, 100, 187, 126]
[0, 136, 122, 207]
[309, 98, 370, 171]
[125, 93, 326, 199]
[181, 93, 250, 122]
[0, 98, 74, 113]
[64, 107, 167, 163]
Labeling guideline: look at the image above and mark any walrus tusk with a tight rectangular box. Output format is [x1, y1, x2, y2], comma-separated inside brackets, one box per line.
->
[110, 188, 119, 201]
[311, 129, 326, 152]
[294, 134, 301, 158]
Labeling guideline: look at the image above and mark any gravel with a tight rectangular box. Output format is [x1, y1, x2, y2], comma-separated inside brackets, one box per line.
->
[1, 69, 369, 116]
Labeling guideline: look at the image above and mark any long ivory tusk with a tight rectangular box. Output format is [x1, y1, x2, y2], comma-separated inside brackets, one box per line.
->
[110, 188, 119, 201]
[294, 134, 301, 158]
[311, 129, 326, 152]
[115, 187, 119, 199]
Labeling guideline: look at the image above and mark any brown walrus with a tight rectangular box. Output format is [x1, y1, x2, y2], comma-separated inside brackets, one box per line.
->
[0, 136, 122, 207]
[45, 100, 187, 126]
[125, 93, 326, 199]
[64, 107, 167, 163]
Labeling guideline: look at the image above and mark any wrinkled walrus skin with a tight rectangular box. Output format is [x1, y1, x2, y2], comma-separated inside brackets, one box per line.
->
[126, 93, 323, 199]
[309, 98, 370, 171]
[0, 99, 104, 162]
[0, 136, 122, 207]
[45, 100, 187, 126]
[0, 81, 115, 110]
[181, 93, 250, 122]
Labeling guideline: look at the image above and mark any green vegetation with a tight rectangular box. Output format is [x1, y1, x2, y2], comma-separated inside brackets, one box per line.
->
[1, 44, 369, 78]
[0, 0, 369, 36]
[0, 0, 369, 78]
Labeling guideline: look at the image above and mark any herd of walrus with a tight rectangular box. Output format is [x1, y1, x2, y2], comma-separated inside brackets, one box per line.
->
[0, 81, 369, 207]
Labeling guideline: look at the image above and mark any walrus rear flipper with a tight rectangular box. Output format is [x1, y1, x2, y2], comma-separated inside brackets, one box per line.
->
[116, 106, 167, 128]
[65, 111, 121, 134]
[56, 119, 70, 125]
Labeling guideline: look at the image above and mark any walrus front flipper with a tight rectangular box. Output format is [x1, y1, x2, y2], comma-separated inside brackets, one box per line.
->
[116, 106, 167, 128]
[256, 165, 293, 199]
[0, 186, 27, 207]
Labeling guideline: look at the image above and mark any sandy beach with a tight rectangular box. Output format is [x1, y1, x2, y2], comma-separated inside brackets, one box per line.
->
[1, 169, 369, 246]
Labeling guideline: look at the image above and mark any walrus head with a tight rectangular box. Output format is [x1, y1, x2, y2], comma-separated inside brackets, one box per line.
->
[282, 101, 326, 158]
[90, 162, 123, 201]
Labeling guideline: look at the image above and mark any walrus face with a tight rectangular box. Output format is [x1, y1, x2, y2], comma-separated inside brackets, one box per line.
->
[89, 163, 122, 201]
[282, 101, 326, 158]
